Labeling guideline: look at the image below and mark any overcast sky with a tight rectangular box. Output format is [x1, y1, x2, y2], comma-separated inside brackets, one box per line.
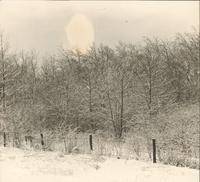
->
[0, 1, 199, 57]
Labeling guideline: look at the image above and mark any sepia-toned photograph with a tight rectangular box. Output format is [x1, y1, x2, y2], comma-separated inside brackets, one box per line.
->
[0, 1, 199, 182]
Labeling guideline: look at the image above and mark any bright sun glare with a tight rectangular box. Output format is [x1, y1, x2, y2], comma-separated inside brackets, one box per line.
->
[65, 14, 95, 53]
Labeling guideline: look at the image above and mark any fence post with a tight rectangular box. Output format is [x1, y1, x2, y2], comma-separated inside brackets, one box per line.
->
[25, 136, 28, 145]
[152, 139, 156, 163]
[30, 136, 33, 148]
[40, 133, 45, 150]
[3, 132, 6, 147]
[89, 134, 93, 151]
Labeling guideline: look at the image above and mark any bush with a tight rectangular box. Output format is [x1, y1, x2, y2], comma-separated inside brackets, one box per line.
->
[162, 154, 199, 169]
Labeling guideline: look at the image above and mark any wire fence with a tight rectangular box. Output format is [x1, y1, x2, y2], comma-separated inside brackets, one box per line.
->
[0, 131, 199, 169]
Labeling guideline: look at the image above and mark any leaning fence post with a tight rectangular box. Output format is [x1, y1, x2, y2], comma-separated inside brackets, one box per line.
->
[89, 134, 93, 151]
[152, 139, 156, 163]
[40, 133, 45, 150]
[3, 132, 6, 147]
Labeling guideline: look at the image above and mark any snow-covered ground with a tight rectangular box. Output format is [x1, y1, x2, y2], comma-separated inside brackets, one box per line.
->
[0, 147, 198, 182]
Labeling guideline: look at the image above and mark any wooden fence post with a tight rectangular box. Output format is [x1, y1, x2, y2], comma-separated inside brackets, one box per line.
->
[89, 134, 93, 151]
[152, 139, 156, 163]
[30, 136, 33, 148]
[25, 136, 28, 145]
[40, 133, 45, 150]
[3, 132, 6, 147]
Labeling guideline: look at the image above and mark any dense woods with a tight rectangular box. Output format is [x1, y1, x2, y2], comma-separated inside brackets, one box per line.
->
[0, 31, 199, 161]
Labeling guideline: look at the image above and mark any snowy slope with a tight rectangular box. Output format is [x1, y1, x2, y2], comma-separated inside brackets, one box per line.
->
[0, 147, 198, 182]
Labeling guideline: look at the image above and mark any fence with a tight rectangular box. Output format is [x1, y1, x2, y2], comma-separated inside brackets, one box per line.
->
[0, 131, 199, 169]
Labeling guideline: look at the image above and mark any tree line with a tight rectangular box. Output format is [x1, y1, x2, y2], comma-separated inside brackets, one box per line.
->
[0, 30, 199, 143]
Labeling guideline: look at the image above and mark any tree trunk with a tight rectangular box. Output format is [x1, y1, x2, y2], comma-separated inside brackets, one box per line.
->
[0, 35, 6, 113]
[119, 75, 124, 138]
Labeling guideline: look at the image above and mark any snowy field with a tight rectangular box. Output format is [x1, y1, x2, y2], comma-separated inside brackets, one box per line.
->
[0, 147, 198, 182]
